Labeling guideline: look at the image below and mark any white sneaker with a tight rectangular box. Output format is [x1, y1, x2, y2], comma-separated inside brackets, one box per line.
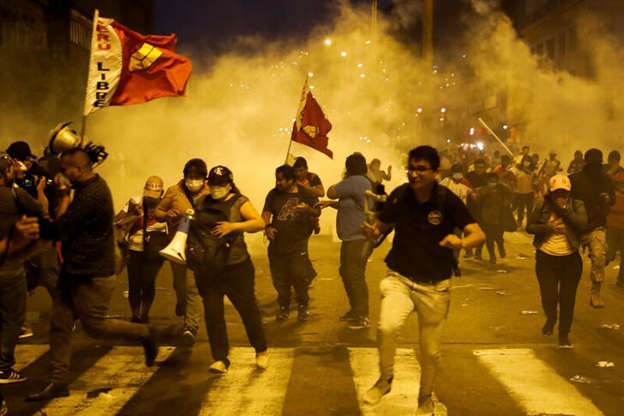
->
[209, 360, 228, 374]
[256, 351, 270, 370]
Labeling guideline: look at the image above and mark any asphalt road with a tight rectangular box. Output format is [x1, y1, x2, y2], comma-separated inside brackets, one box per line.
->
[6, 231, 624, 415]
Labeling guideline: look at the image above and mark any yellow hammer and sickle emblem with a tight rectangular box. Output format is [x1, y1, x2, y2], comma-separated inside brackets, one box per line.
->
[129, 43, 163, 72]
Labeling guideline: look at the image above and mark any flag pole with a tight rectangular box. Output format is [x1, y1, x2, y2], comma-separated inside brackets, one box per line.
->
[478, 117, 514, 157]
[81, 9, 99, 140]
[285, 74, 310, 164]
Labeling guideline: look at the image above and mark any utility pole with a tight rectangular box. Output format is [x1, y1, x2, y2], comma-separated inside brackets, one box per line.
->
[371, 0, 378, 34]
[423, 0, 434, 68]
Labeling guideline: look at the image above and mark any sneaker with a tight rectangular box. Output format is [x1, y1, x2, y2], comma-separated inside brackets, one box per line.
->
[180, 329, 196, 347]
[256, 351, 270, 370]
[558, 334, 573, 349]
[276, 307, 289, 321]
[0, 369, 26, 384]
[19, 325, 34, 340]
[297, 305, 310, 322]
[209, 360, 229, 374]
[130, 316, 141, 324]
[363, 376, 392, 405]
[590, 292, 605, 308]
[339, 310, 355, 322]
[348, 316, 369, 330]
[499, 246, 506, 258]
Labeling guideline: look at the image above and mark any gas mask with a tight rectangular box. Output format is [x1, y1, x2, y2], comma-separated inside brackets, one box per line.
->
[210, 185, 231, 200]
[185, 179, 204, 193]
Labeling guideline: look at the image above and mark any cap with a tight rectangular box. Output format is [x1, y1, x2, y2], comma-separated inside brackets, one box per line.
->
[548, 175, 571, 192]
[6, 141, 35, 161]
[143, 176, 164, 198]
[208, 165, 233, 185]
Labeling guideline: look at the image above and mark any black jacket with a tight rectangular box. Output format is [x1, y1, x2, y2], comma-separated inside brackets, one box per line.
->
[569, 167, 615, 231]
[58, 175, 115, 277]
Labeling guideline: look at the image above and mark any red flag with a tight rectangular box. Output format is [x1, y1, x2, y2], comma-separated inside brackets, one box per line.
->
[290, 78, 333, 158]
[84, 13, 192, 115]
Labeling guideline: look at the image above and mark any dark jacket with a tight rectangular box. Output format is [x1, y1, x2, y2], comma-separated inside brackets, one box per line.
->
[58, 175, 115, 277]
[475, 184, 513, 225]
[569, 167, 615, 231]
[526, 197, 587, 250]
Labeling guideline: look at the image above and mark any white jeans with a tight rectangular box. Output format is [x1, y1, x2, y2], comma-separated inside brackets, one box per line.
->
[377, 272, 450, 399]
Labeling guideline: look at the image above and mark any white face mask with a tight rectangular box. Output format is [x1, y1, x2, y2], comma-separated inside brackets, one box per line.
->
[185, 179, 204, 193]
[210, 185, 230, 200]
[452, 173, 463, 180]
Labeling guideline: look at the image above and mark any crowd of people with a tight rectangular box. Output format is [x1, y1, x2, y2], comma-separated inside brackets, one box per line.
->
[1, 134, 623, 415]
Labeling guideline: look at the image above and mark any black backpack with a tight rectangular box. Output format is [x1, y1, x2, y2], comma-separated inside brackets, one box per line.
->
[186, 194, 241, 274]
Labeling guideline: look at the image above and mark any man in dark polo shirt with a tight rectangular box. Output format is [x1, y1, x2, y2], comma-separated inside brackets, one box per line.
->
[362, 146, 485, 414]
[27, 148, 158, 402]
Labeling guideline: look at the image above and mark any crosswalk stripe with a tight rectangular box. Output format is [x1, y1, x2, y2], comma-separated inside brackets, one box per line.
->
[474, 348, 604, 416]
[15, 344, 49, 370]
[198, 347, 294, 416]
[38, 346, 175, 416]
[349, 347, 426, 415]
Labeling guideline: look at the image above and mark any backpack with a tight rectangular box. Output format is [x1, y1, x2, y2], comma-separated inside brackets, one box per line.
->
[186, 194, 241, 274]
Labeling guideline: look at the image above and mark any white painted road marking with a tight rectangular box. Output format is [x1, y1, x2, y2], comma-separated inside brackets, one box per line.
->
[14, 344, 49, 370]
[348, 347, 443, 415]
[474, 348, 604, 416]
[199, 347, 294, 416]
[39, 346, 175, 416]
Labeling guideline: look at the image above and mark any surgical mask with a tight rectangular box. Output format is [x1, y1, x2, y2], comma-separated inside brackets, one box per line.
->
[452, 173, 463, 180]
[185, 179, 204, 193]
[210, 185, 230, 200]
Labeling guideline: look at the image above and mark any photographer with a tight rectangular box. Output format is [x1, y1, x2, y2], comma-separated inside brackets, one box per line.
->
[0, 154, 48, 384]
[27, 148, 158, 401]
[7, 142, 61, 339]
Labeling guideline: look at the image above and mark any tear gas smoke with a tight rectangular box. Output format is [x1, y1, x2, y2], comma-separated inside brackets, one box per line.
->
[2, 2, 624, 247]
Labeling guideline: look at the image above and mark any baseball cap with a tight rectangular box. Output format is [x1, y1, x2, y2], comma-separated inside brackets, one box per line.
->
[143, 176, 164, 198]
[548, 175, 571, 192]
[208, 165, 233, 185]
[6, 141, 35, 161]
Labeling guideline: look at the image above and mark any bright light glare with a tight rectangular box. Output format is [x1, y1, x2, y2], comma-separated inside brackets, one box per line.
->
[476, 141, 484, 150]
[503, 124, 509, 130]
[340, 51, 347, 57]
[417, 108, 423, 113]
[324, 38, 332, 46]
[440, 107, 447, 113]
[308, 72, 314, 77]
[469, 127, 475, 136]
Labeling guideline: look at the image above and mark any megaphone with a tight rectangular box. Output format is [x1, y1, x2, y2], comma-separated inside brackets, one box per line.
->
[159, 211, 193, 264]
[48, 122, 108, 166]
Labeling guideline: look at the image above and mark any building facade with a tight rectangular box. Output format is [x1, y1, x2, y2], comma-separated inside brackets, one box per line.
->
[1, 0, 154, 150]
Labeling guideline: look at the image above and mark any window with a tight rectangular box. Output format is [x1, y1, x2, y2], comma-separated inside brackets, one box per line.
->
[69, 10, 91, 50]
[558, 32, 566, 57]
[569, 27, 577, 51]
[546, 37, 555, 59]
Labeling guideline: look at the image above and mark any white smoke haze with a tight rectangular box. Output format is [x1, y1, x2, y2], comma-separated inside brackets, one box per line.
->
[4, 1, 624, 242]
